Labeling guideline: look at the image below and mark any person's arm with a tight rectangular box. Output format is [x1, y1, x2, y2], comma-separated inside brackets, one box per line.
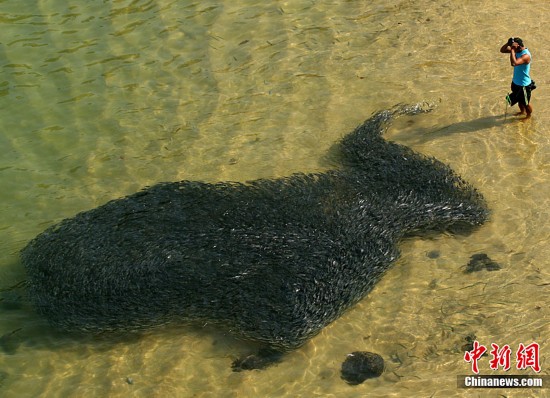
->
[509, 47, 531, 66]
[500, 38, 514, 53]
[500, 43, 511, 53]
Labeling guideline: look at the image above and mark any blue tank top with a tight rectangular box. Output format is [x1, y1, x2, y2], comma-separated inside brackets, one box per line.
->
[512, 49, 532, 86]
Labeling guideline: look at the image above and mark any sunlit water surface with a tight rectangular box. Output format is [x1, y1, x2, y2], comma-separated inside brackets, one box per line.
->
[1, 0, 549, 397]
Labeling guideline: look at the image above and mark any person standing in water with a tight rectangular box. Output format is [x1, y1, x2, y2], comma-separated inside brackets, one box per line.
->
[500, 37, 534, 118]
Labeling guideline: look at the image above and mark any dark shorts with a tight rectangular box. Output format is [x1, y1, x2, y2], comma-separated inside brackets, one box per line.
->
[507, 82, 532, 106]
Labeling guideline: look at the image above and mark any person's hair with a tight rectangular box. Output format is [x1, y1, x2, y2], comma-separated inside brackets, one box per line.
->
[514, 37, 524, 47]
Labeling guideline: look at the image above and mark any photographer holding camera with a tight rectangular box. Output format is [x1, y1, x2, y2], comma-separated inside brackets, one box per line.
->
[500, 37, 536, 118]
[500, 37, 535, 118]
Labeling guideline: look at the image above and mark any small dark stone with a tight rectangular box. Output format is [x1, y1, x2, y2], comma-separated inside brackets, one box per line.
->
[461, 333, 488, 357]
[341, 351, 384, 385]
[126, 377, 134, 385]
[464, 333, 476, 343]
[464, 253, 501, 273]
[426, 250, 440, 259]
[461, 341, 474, 352]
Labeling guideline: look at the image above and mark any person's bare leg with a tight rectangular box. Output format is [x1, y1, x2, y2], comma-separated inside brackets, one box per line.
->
[524, 103, 533, 119]
[516, 104, 526, 116]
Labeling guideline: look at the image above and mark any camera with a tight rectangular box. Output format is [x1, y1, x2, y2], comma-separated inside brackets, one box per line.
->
[507, 37, 515, 46]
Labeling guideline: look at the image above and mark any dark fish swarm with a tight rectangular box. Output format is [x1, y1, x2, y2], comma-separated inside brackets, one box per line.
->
[21, 105, 488, 350]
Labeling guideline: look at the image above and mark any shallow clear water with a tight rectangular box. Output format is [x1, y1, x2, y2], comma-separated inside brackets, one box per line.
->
[1, 0, 549, 396]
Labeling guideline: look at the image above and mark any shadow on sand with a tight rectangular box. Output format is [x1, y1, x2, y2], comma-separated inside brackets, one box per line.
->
[389, 113, 522, 146]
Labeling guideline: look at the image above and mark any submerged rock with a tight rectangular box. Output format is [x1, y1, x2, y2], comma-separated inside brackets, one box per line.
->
[21, 104, 489, 367]
[464, 253, 501, 273]
[426, 250, 440, 259]
[341, 351, 384, 384]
